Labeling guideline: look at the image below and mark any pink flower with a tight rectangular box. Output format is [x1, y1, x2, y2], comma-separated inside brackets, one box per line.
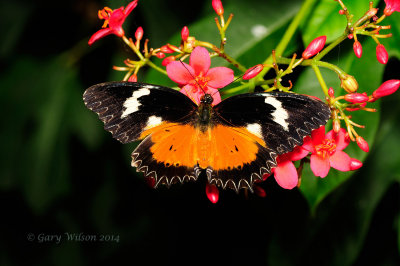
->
[302, 36, 326, 59]
[166, 46, 234, 105]
[302, 126, 353, 178]
[263, 145, 310, 189]
[384, 0, 400, 16]
[88, 0, 138, 45]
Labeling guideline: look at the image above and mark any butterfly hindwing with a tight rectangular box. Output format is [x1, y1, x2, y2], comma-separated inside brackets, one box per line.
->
[214, 92, 331, 154]
[83, 81, 197, 143]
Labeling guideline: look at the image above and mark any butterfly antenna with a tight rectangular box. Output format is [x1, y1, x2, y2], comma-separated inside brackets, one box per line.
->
[179, 59, 206, 94]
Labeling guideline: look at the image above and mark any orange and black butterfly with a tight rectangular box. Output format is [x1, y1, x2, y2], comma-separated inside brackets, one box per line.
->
[83, 82, 330, 192]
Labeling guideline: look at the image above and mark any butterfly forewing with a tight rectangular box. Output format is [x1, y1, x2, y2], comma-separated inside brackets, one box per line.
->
[214, 92, 331, 154]
[83, 82, 197, 143]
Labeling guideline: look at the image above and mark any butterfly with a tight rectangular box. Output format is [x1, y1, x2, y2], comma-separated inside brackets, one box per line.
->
[83, 81, 331, 192]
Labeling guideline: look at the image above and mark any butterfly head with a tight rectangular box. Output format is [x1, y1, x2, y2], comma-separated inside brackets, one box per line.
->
[200, 93, 213, 105]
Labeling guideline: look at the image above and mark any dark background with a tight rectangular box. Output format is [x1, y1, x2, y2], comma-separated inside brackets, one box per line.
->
[1, 0, 399, 265]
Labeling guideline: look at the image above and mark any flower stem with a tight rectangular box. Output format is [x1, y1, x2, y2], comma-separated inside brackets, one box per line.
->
[311, 64, 329, 97]
[122, 36, 144, 60]
[196, 40, 247, 72]
[146, 60, 167, 75]
[276, 57, 347, 77]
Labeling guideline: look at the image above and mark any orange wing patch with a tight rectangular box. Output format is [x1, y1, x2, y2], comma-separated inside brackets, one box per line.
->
[147, 124, 197, 168]
[206, 125, 267, 170]
[142, 123, 267, 171]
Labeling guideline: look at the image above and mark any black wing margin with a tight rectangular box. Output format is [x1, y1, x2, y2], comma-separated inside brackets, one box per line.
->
[214, 92, 331, 155]
[83, 81, 197, 143]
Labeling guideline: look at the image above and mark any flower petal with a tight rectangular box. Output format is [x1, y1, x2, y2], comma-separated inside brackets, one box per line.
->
[301, 136, 314, 152]
[329, 150, 351, 171]
[273, 160, 298, 189]
[287, 145, 310, 161]
[167, 61, 195, 85]
[311, 126, 326, 146]
[326, 128, 349, 151]
[88, 28, 113, 45]
[124, 0, 138, 15]
[310, 154, 330, 178]
[206, 67, 234, 88]
[189, 47, 211, 75]
[180, 84, 201, 105]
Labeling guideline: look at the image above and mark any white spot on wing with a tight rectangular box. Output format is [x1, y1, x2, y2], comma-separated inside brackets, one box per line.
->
[145, 115, 163, 129]
[265, 96, 289, 131]
[121, 88, 151, 118]
[246, 123, 263, 139]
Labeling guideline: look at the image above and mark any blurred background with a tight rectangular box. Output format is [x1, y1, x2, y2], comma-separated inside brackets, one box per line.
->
[1, 0, 399, 265]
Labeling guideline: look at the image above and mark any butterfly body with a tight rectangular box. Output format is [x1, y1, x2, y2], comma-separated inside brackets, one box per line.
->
[83, 82, 330, 192]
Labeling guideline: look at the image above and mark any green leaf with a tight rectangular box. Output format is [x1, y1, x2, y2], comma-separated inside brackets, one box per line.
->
[297, 38, 383, 211]
[143, 0, 303, 84]
[301, 0, 379, 44]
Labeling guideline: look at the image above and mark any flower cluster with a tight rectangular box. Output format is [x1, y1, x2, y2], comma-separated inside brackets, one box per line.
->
[88, 0, 399, 203]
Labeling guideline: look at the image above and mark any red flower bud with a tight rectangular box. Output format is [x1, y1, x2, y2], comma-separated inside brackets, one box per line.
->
[302, 36, 326, 59]
[372, 79, 400, 99]
[356, 136, 369, 152]
[212, 0, 224, 16]
[344, 92, 369, 103]
[128, 73, 137, 82]
[205, 183, 219, 204]
[353, 41, 362, 58]
[145, 177, 155, 188]
[181, 26, 189, 41]
[160, 45, 175, 54]
[156, 52, 165, 58]
[243, 64, 264, 80]
[376, 44, 389, 64]
[254, 186, 266, 198]
[135, 26, 143, 42]
[350, 158, 363, 171]
[162, 56, 175, 66]
[339, 9, 345, 15]
[328, 87, 335, 98]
